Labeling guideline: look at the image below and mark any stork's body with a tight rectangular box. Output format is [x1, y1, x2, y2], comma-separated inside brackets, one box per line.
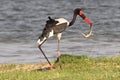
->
[37, 8, 93, 70]
[38, 18, 70, 68]
[37, 18, 69, 45]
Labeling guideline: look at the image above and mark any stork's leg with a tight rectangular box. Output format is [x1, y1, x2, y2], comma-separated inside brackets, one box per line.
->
[38, 39, 53, 70]
[57, 33, 62, 60]
[57, 33, 62, 69]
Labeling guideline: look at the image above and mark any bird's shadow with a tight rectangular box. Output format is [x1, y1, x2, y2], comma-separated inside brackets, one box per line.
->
[34, 66, 55, 71]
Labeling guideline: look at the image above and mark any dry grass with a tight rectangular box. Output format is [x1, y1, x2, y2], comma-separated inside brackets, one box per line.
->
[0, 63, 54, 73]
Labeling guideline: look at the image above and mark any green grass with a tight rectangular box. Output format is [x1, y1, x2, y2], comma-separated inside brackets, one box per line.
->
[0, 54, 120, 80]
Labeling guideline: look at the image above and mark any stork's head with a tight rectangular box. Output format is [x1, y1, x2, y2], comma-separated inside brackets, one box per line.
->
[74, 8, 93, 38]
[74, 8, 92, 26]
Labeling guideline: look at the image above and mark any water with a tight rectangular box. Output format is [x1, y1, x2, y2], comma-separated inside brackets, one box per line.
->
[0, 0, 120, 63]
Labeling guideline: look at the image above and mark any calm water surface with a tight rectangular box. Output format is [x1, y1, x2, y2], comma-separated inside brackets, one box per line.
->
[0, 0, 120, 63]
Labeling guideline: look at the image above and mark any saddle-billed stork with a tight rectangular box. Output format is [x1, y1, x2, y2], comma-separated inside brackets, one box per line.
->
[37, 8, 93, 70]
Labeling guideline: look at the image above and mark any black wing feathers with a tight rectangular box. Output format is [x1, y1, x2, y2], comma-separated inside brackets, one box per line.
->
[45, 16, 58, 28]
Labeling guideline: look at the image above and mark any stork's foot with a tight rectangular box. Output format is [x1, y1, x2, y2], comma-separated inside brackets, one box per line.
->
[56, 58, 60, 63]
[50, 65, 53, 70]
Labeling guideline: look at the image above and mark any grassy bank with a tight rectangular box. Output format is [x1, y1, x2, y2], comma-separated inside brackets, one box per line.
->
[0, 55, 120, 80]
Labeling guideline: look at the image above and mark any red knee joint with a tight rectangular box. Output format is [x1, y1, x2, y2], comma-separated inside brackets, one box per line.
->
[57, 51, 61, 57]
[38, 45, 41, 48]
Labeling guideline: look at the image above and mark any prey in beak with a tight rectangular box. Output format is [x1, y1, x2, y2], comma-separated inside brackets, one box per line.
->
[81, 24, 93, 38]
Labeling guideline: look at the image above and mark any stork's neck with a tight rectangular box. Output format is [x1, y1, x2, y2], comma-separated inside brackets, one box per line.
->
[69, 13, 77, 26]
